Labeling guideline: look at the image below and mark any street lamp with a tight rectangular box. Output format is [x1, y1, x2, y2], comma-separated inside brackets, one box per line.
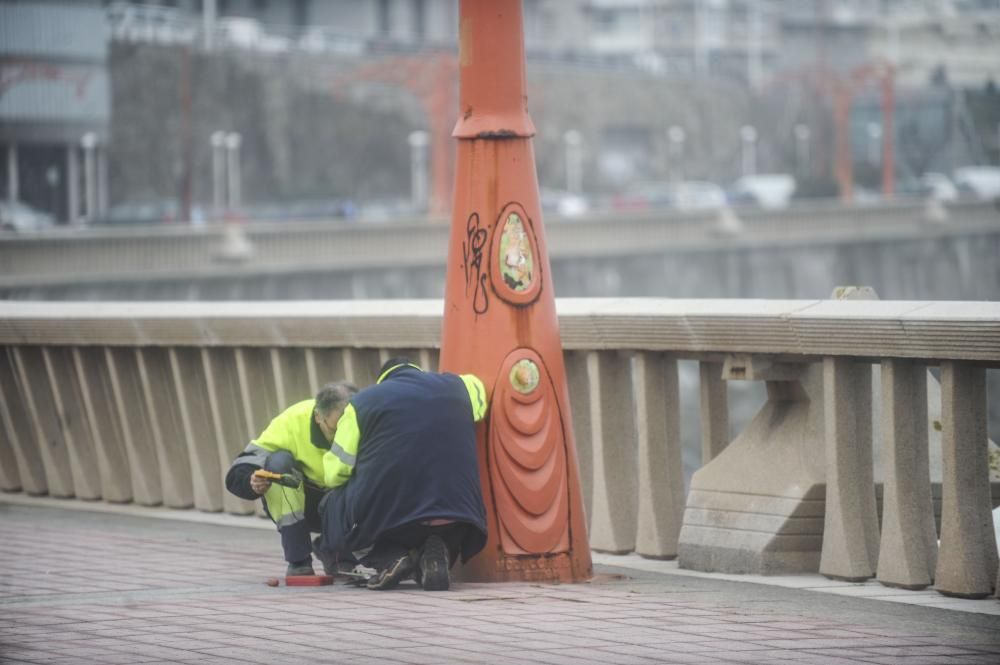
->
[563, 129, 582, 194]
[408, 130, 430, 211]
[740, 125, 757, 176]
[794, 124, 811, 174]
[668, 125, 686, 181]
[81, 132, 98, 221]
[866, 122, 882, 166]
[225, 132, 242, 211]
[211, 131, 227, 217]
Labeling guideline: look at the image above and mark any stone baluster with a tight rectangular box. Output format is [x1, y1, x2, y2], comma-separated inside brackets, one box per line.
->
[634, 352, 685, 559]
[136, 348, 194, 508]
[168, 348, 223, 512]
[820, 357, 880, 580]
[698, 361, 729, 464]
[43, 347, 102, 500]
[344, 348, 381, 388]
[564, 350, 593, 526]
[201, 348, 255, 515]
[876, 359, 936, 588]
[587, 350, 638, 553]
[935, 362, 997, 598]
[10, 347, 75, 497]
[0, 348, 45, 494]
[105, 347, 163, 506]
[234, 347, 280, 518]
[72, 347, 133, 503]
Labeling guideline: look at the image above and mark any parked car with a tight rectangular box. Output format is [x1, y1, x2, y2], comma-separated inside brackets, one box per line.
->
[0, 201, 55, 233]
[540, 188, 590, 218]
[919, 172, 958, 201]
[953, 166, 1000, 200]
[92, 200, 181, 226]
[614, 180, 727, 212]
[729, 174, 796, 209]
[668, 181, 728, 211]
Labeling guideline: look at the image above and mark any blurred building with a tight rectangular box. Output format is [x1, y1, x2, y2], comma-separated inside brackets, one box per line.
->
[104, 1, 1000, 87]
[4, 0, 998, 224]
[1, 0, 110, 224]
[777, 0, 1000, 86]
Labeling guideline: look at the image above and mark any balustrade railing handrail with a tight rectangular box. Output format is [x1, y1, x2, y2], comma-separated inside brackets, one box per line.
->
[2, 298, 997, 363]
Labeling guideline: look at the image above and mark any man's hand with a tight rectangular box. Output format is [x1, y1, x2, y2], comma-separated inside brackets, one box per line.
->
[250, 473, 272, 495]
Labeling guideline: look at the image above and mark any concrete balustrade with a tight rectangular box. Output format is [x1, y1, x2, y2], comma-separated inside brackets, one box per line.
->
[0, 298, 997, 599]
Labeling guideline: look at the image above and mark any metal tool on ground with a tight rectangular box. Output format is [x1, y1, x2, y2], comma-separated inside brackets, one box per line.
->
[338, 563, 377, 586]
[252, 469, 301, 489]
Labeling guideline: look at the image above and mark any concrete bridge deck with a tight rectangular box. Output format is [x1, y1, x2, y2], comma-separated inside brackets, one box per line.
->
[2, 498, 999, 665]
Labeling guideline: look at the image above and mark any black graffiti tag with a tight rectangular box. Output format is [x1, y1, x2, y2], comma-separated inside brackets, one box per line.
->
[462, 212, 489, 315]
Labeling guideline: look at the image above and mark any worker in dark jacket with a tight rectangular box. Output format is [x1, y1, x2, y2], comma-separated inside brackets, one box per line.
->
[318, 358, 488, 591]
[225, 381, 357, 577]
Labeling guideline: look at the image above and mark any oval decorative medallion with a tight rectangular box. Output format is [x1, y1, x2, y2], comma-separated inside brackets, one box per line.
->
[499, 213, 533, 291]
[489, 202, 542, 306]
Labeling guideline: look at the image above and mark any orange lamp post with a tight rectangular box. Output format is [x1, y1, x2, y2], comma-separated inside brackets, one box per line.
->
[439, 0, 592, 583]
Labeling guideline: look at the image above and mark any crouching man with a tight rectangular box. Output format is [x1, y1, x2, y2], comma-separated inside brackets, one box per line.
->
[318, 358, 489, 591]
[225, 381, 357, 577]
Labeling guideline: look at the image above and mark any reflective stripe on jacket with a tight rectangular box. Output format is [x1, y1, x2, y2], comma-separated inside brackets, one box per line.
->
[251, 398, 329, 486]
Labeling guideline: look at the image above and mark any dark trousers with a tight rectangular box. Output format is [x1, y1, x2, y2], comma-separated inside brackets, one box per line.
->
[262, 450, 325, 563]
[362, 521, 470, 570]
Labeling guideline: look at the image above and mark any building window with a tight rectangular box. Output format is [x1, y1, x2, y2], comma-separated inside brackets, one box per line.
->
[412, 0, 426, 41]
[292, 0, 307, 27]
[378, 0, 391, 35]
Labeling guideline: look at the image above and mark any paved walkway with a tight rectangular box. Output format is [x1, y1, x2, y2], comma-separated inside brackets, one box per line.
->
[2, 498, 999, 665]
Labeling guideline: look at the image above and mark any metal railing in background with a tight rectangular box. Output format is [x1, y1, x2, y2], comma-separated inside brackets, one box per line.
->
[1, 297, 997, 598]
[1, 200, 996, 286]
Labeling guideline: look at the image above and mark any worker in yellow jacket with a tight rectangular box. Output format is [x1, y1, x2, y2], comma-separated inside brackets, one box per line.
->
[225, 381, 357, 576]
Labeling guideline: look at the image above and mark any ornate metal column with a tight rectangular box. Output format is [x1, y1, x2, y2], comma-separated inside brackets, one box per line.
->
[439, 0, 592, 583]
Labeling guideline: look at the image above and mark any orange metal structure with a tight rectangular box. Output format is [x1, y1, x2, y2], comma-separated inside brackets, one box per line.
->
[330, 53, 457, 216]
[439, 0, 593, 583]
[774, 61, 896, 202]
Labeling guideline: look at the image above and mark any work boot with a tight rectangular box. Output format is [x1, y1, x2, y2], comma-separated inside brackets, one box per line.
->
[286, 558, 315, 577]
[311, 538, 338, 577]
[419, 535, 450, 591]
[366, 553, 414, 591]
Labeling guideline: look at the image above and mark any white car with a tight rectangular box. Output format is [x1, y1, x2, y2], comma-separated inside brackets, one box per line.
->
[919, 172, 958, 202]
[953, 166, 1000, 199]
[731, 174, 796, 209]
[670, 181, 728, 212]
[0, 202, 55, 233]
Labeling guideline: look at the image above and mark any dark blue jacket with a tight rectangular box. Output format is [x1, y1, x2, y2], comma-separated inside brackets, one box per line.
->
[320, 367, 488, 562]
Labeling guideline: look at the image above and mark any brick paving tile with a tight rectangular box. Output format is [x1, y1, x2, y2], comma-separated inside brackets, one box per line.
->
[396, 645, 495, 664]
[332, 647, 419, 664]
[861, 645, 987, 656]
[952, 654, 997, 665]
[859, 658, 985, 665]
[4, 503, 1000, 665]
[624, 649, 723, 664]
[713, 651, 800, 663]
[500, 648, 610, 665]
